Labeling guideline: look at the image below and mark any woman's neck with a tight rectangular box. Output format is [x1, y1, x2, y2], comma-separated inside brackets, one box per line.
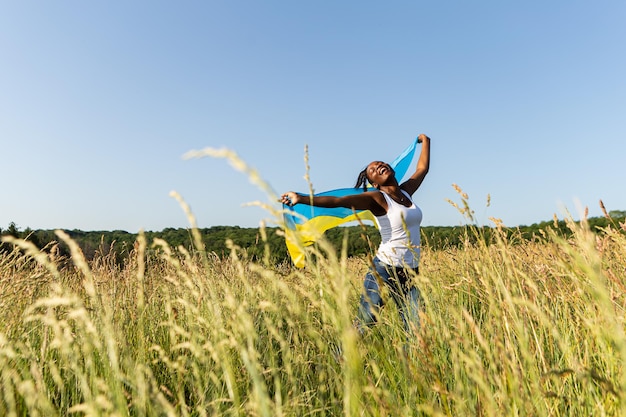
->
[379, 186, 408, 204]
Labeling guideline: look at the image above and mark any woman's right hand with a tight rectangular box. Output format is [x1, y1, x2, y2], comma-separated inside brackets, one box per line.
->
[280, 192, 300, 206]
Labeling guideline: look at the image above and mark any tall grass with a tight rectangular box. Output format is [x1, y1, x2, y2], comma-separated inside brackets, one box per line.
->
[2, 155, 625, 416]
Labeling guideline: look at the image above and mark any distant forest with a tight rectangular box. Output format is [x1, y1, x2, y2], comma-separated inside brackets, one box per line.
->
[2, 211, 625, 265]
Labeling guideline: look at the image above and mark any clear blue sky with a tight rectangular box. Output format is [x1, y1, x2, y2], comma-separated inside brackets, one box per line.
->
[1, 1, 625, 232]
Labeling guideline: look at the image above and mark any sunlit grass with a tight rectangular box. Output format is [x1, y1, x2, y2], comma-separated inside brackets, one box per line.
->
[2, 153, 626, 416]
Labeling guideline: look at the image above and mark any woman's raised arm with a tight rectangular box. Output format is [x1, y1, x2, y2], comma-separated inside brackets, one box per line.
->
[401, 133, 430, 196]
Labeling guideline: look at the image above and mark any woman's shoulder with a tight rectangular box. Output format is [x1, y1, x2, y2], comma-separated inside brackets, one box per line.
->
[363, 189, 384, 199]
[360, 190, 387, 215]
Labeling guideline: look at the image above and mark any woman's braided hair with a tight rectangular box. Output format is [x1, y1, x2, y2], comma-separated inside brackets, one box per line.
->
[354, 168, 369, 191]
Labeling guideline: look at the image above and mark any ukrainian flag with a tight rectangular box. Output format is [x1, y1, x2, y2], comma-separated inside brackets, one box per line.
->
[283, 137, 420, 267]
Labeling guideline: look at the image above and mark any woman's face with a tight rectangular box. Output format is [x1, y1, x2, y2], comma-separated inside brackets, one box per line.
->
[366, 161, 394, 188]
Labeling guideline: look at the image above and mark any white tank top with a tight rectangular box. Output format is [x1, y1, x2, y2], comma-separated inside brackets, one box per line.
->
[374, 190, 422, 268]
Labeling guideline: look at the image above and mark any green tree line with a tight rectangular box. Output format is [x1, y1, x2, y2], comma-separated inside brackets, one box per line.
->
[2, 211, 625, 265]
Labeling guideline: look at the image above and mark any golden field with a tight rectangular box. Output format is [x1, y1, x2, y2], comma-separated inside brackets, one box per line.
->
[1, 208, 625, 416]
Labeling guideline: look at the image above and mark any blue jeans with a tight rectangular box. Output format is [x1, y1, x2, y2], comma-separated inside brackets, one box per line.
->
[357, 257, 423, 334]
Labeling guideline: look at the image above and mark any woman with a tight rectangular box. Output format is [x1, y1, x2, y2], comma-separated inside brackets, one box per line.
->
[280, 133, 430, 334]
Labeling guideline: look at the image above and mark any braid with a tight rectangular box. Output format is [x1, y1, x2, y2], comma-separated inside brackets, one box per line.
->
[354, 168, 369, 191]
